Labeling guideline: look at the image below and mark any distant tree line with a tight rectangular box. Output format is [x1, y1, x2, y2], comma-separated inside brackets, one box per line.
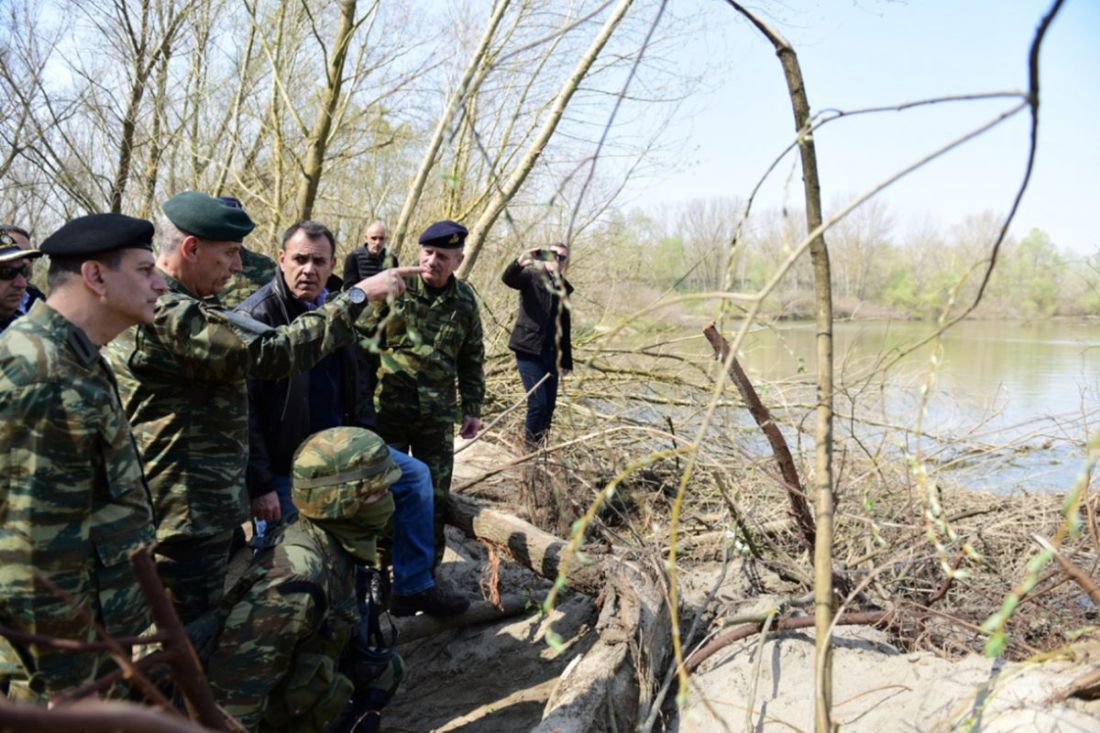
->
[594, 196, 1100, 320]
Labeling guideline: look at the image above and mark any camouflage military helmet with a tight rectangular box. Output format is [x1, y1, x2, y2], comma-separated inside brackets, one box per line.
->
[291, 427, 401, 520]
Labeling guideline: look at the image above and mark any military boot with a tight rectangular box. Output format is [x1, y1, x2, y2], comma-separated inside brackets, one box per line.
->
[390, 582, 470, 617]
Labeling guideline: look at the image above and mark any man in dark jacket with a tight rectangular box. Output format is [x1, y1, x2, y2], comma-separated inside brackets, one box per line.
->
[502, 242, 573, 448]
[342, 221, 396, 284]
[240, 220, 468, 616]
[342, 220, 396, 425]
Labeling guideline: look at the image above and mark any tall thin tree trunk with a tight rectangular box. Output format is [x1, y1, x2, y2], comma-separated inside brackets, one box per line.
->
[109, 0, 152, 214]
[295, 0, 357, 220]
[728, 4, 835, 731]
[444, 106, 473, 219]
[139, 50, 171, 218]
[391, 0, 512, 255]
[458, 0, 635, 279]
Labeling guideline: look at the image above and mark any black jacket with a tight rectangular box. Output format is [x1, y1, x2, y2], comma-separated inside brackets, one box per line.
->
[342, 247, 398, 289]
[501, 259, 573, 371]
[0, 284, 46, 334]
[238, 273, 369, 499]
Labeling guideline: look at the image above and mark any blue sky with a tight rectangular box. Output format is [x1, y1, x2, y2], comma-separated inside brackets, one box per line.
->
[629, 0, 1098, 254]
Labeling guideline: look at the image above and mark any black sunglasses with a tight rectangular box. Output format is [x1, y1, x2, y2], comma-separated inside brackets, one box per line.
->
[0, 264, 31, 281]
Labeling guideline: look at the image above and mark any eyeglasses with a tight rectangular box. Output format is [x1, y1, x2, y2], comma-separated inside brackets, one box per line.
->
[218, 196, 244, 209]
[0, 264, 31, 281]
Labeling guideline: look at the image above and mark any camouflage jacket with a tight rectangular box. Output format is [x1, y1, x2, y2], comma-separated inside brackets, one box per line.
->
[375, 274, 485, 420]
[0, 302, 155, 696]
[218, 246, 278, 310]
[206, 517, 357, 731]
[106, 272, 371, 541]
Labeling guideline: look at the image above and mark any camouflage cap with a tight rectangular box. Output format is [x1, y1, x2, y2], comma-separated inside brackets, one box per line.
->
[291, 427, 401, 521]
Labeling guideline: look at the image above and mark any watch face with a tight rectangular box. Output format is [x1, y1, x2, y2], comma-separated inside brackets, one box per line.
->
[348, 287, 366, 304]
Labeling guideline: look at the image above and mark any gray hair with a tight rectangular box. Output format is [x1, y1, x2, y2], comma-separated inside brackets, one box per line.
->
[155, 213, 187, 255]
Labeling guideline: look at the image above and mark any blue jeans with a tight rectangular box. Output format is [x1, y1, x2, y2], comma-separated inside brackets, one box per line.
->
[517, 355, 558, 446]
[385, 449, 435, 595]
[264, 448, 435, 596]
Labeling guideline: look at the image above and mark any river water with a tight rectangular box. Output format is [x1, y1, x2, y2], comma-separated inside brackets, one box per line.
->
[736, 319, 1100, 493]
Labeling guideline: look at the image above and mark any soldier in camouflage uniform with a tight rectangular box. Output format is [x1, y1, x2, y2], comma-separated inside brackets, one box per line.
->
[207, 426, 403, 733]
[374, 220, 485, 571]
[0, 214, 166, 702]
[106, 191, 418, 624]
[210, 196, 278, 310]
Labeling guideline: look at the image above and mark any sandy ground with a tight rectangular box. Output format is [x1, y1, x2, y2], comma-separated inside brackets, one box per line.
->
[379, 439, 1100, 732]
[679, 626, 1100, 733]
[384, 532, 600, 733]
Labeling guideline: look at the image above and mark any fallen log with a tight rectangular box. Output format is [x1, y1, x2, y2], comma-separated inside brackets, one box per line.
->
[446, 493, 606, 596]
[446, 493, 673, 733]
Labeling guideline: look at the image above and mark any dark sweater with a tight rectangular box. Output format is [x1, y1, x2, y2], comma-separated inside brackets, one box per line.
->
[342, 247, 398, 288]
[238, 274, 367, 499]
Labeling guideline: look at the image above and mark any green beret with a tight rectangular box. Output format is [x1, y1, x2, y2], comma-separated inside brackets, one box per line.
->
[162, 191, 256, 241]
[418, 219, 468, 249]
[39, 214, 154, 258]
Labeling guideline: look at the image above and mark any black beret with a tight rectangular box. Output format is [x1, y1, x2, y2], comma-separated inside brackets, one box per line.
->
[418, 220, 468, 249]
[39, 214, 154, 258]
[162, 191, 256, 241]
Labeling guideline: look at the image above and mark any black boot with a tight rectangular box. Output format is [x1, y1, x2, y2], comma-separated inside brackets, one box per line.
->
[390, 582, 470, 617]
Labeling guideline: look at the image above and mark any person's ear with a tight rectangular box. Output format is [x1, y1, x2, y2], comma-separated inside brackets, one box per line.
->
[180, 235, 201, 262]
[80, 260, 108, 297]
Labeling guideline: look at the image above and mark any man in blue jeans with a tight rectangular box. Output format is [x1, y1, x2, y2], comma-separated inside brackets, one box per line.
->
[502, 242, 573, 448]
[240, 220, 468, 616]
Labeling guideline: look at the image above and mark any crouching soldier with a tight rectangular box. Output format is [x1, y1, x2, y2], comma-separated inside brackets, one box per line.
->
[205, 426, 404, 732]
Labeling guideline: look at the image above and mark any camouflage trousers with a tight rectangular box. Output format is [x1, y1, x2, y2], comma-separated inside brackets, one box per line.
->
[0, 563, 98, 703]
[0, 550, 152, 704]
[155, 530, 234, 624]
[374, 410, 453, 567]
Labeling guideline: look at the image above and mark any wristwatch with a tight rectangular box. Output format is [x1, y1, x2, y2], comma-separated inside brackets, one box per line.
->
[347, 286, 367, 304]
